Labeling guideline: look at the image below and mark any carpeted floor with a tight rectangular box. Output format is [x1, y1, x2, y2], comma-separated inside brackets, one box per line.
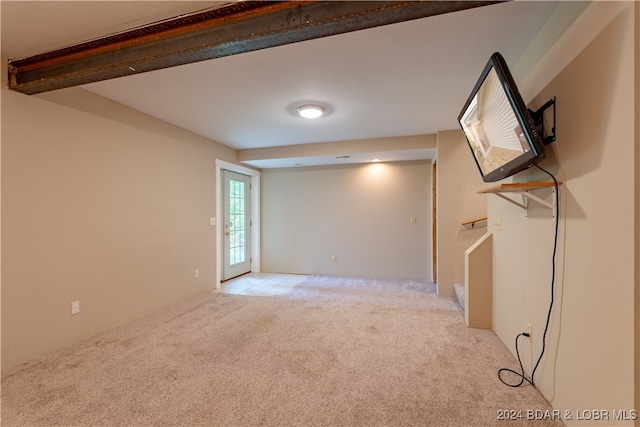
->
[1, 275, 563, 426]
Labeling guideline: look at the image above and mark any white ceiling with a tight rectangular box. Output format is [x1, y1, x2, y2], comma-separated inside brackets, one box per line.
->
[1, 1, 562, 168]
[0, 1, 231, 59]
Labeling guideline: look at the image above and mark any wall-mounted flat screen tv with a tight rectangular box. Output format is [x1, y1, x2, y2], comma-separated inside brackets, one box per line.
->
[458, 52, 546, 182]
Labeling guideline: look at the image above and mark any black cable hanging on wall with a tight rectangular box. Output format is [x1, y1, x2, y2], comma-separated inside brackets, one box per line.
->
[498, 164, 559, 388]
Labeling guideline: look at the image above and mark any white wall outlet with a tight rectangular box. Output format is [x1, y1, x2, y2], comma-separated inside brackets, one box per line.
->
[527, 323, 533, 341]
[210, 217, 216, 226]
[493, 218, 502, 231]
[71, 301, 80, 315]
[194, 269, 200, 278]
[331, 256, 337, 263]
[410, 216, 417, 224]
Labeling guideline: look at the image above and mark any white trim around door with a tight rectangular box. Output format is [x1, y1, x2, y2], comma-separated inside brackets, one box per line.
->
[215, 159, 261, 288]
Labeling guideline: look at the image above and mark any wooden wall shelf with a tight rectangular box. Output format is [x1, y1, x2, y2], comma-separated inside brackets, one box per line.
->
[478, 181, 562, 219]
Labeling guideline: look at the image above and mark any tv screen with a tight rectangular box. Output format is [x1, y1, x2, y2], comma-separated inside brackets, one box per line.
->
[458, 52, 546, 182]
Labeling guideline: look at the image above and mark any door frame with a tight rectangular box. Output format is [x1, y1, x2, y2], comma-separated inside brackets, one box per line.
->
[215, 159, 261, 288]
[432, 160, 437, 284]
[222, 169, 252, 281]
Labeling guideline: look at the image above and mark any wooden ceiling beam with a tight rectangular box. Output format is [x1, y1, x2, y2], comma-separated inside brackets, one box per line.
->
[8, 1, 500, 95]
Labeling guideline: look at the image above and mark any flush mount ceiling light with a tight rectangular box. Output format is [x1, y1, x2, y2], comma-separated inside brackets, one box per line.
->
[296, 104, 325, 119]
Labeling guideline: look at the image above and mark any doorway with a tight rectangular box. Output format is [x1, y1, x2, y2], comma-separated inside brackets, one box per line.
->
[215, 159, 260, 287]
[432, 161, 437, 283]
[222, 169, 252, 280]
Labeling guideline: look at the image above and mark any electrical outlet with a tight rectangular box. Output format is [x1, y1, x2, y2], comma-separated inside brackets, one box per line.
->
[527, 323, 532, 341]
[194, 269, 200, 278]
[71, 301, 80, 315]
[410, 216, 417, 224]
[331, 256, 337, 263]
[210, 217, 216, 226]
[493, 218, 502, 231]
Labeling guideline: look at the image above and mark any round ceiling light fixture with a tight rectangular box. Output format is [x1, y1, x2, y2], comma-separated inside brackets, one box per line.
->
[296, 104, 325, 119]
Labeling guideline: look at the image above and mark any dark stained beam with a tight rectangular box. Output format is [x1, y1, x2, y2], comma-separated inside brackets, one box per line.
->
[8, 1, 501, 95]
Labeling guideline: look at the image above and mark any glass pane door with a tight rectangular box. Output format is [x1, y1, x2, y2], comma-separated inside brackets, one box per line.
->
[222, 170, 251, 280]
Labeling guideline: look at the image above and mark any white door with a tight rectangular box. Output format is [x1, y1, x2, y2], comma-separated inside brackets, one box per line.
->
[222, 170, 252, 280]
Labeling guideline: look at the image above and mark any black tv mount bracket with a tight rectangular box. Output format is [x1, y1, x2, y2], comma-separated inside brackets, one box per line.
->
[529, 96, 556, 145]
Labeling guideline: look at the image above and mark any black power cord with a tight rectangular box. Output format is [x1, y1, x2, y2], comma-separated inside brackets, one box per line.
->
[498, 333, 532, 387]
[530, 165, 559, 385]
[498, 165, 559, 388]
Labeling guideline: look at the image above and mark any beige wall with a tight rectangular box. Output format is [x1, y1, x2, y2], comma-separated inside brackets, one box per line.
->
[261, 160, 431, 280]
[635, 2, 639, 422]
[490, 2, 636, 423]
[435, 130, 487, 296]
[1, 86, 237, 371]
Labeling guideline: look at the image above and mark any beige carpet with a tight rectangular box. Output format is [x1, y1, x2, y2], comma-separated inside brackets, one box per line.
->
[1, 275, 562, 426]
